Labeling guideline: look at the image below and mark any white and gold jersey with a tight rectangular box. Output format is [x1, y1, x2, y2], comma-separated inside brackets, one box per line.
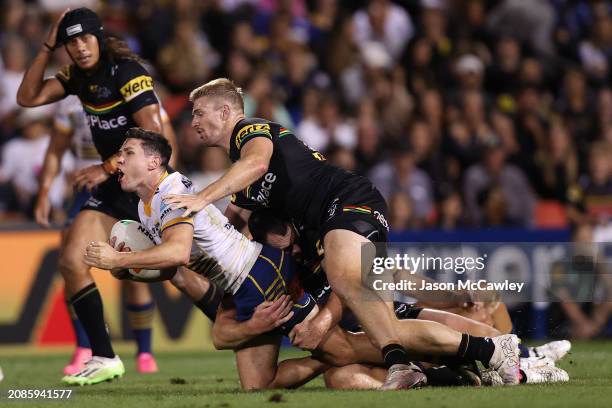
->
[138, 171, 262, 293]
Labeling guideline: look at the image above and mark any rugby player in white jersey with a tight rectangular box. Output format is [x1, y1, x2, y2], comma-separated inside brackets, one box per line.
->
[34, 96, 181, 375]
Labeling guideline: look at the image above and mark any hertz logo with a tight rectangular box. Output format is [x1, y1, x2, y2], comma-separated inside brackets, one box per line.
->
[120, 75, 154, 102]
[236, 123, 271, 149]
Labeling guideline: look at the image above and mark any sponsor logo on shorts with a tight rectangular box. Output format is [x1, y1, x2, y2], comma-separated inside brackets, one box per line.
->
[84, 197, 102, 208]
[327, 198, 339, 220]
[120, 75, 154, 102]
[374, 210, 389, 231]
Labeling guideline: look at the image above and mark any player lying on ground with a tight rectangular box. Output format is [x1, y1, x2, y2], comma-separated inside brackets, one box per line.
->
[214, 295, 569, 390]
[83, 129, 523, 388]
[248, 209, 572, 368]
[209, 213, 570, 389]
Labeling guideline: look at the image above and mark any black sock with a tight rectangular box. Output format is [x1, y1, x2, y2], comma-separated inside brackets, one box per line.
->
[194, 283, 223, 321]
[423, 366, 464, 386]
[382, 343, 408, 367]
[457, 334, 495, 366]
[70, 283, 115, 358]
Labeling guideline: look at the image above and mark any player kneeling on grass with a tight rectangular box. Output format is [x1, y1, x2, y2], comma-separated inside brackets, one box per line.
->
[85, 128, 523, 389]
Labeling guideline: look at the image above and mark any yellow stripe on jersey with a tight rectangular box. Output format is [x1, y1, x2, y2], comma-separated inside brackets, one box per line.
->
[120, 75, 154, 102]
[143, 171, 170, 216]
[160, 217, 194, 232]
[82, 99, 123, 114]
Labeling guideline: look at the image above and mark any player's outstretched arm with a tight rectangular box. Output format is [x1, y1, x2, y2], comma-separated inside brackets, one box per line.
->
[84, 223, 193, 270]
[16, 9, 68, 107]
[35, 124, 72, 227]
[212, 295, 294, 350]
[164, 138, 273, 217]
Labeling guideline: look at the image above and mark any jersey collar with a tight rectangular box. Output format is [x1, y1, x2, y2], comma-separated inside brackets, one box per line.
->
[144, 170, 169, 216]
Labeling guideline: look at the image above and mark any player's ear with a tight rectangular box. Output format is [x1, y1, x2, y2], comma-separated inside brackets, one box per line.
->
[221, 104, 230, 121]
[148, 155, 161, 170]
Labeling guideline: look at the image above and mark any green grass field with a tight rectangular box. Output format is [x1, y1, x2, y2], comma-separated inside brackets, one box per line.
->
[1, 342, 611, 407]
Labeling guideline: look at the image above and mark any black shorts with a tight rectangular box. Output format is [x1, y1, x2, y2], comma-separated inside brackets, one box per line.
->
[81, 176, 140, 221]
[394, 302, 424, 320]
[319, 178, 389, 244]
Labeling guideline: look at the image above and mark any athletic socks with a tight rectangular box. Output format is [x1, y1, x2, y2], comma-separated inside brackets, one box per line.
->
[457, 334, 495, 366]
[70, 283, 115, 358]
[65, 297, 91, 349]
[194, 282, 223, 321]
[126, 302, 155, 354]
[382, 343, 409, 366]
[519, 343, 530, 358]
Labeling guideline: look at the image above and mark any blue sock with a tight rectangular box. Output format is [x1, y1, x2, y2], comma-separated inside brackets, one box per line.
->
[126, 302, 154, 354]
[519, 343, 530, 358]
[66, 299, 90, 348]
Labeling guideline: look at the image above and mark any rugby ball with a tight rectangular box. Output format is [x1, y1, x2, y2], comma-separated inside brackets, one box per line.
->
[109, 220, 161, 281]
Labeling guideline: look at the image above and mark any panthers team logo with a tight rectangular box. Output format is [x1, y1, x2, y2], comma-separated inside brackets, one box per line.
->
[88, 85, 112, 98]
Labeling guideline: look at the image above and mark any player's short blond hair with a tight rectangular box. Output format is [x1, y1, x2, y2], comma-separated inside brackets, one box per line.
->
[189, 78, 244, 112]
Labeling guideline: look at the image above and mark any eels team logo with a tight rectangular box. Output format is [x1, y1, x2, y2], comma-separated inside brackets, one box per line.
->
[120, 75, 154, 102]
[235, 123, 271, 149]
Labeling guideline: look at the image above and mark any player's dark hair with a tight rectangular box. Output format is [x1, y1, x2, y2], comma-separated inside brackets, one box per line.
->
[248, 209, 289, 244]
[125, 127, 172, 167]
[103, 35, 142, 63]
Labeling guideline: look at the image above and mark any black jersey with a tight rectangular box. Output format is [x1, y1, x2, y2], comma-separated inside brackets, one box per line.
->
[55, 58, 158, 160]
[229, 118, 358, 228]
[292, 224, 328, 298]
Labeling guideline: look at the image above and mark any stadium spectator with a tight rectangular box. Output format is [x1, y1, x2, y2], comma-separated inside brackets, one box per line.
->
[463, 138, 536, 227]
[550, 222, 612, 339]
[0, 106, 72, 219]
[352, 0, 414, 60]
[368, 144, 434, 224]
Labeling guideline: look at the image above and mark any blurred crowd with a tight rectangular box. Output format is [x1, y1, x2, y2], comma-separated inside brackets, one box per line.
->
[0, 0, 611, 340]
[0, 0, 611, 233]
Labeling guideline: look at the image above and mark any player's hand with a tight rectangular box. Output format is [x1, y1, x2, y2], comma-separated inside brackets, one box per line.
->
[288, 317, 327, 351]
[84, 241, 121, 270]
[46, 8, 70, 49]
[163, 193, 209, 218]
[247, 295, 294, 335]
[34, 191, 51, 228]
[74, 164, 109, 191]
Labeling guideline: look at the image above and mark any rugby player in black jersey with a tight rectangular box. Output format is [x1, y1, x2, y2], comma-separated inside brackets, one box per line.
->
[16, 8, 183, 385]
[164, 79, 521, 387]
